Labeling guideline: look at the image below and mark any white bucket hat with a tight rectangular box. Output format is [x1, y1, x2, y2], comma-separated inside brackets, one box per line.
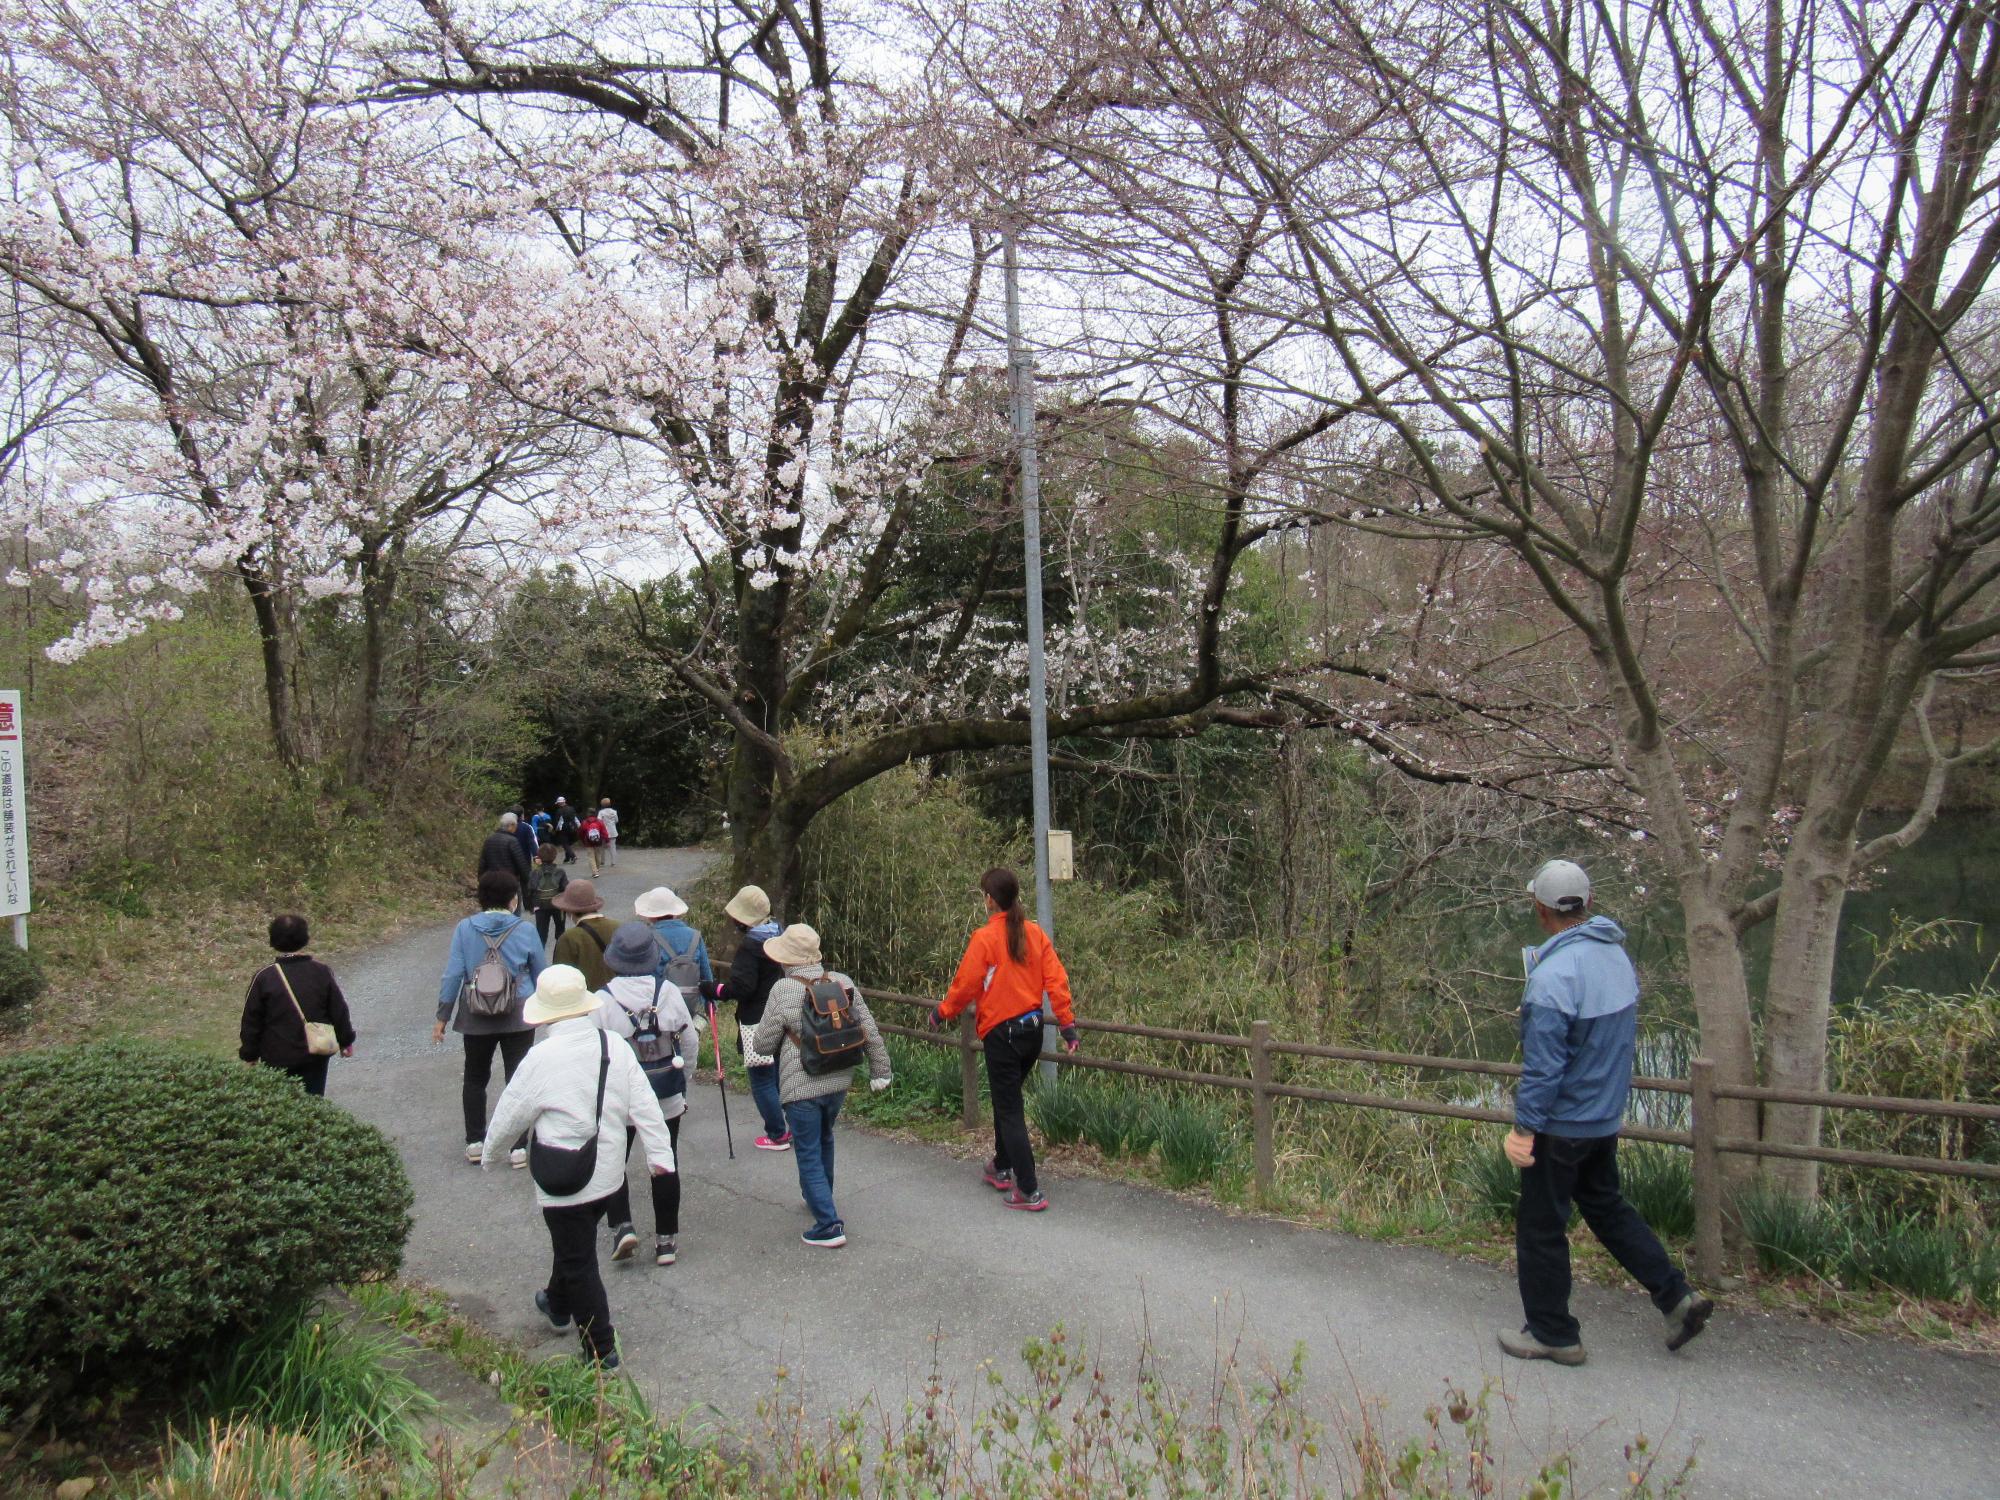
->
[763, 923, 822, 968]
[635, 886, 688, 920]
[522, 964, 601, 1025]
[725, 884, 771, 926]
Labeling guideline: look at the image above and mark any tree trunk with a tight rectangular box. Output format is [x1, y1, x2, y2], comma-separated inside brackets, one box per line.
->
[1756, 830, 1852, 1196]
[735, 802, 806, 916]
[238, 559, 302, 772]
[347, 540, 394, 789]
[1678, 887, 1762, 1249]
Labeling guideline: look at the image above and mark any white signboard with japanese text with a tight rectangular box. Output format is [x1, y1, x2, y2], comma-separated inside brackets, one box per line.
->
[0, 692, 29, 918]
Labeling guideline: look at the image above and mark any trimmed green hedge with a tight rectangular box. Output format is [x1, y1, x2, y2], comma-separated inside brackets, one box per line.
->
[0, 942, 45, 1012]
[0, 1042, 412, 1417]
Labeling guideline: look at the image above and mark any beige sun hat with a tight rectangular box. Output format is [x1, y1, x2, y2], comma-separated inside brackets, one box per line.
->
[634, 886, 688, 920]
[725, 884, 772, 926]
[763, 923, 822, 968]
[522, 964, 601, 1026]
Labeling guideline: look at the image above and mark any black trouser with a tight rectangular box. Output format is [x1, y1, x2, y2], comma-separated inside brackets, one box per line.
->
[274, 1055, 329, 1097]
[462, 1029, 534, 1147]
[605, 1115, 682, 1237]
[984, 1011, 1046, 1194]
[559, 836, 576, 863]
[534, 904, 567, 947]
[542, 1194, 617, 1362]
[1516, 1131, 1691, 1346]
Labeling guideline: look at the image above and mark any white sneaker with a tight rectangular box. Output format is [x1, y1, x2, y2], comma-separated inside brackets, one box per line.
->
[509, 1147, 529, 1170]
[465, 1142, 482, 1164]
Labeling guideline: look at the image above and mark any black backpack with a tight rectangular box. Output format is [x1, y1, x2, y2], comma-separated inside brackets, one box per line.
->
[795, 975, 867, 1076]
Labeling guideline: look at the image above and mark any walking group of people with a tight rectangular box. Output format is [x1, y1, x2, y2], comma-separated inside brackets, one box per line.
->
[238, 829, 1709, 1373]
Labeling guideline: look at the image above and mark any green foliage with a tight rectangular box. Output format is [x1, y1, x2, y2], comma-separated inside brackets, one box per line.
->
[141, 1420, 361, 1500]
[1455, 1144, 1520, 1226]
[1618, 1145, 1695, 1240]
[0, 1043, 412, 1418]
[1028, 1070, 1092, 1147]
[1738, 1182, 1845, 1279]
[0, 942, 46, 1012]
[1151, 1097, 1233, 1188]
[1839, 1209, 1964, 1301]
[192, 1303, 436, 1461]
[1077, 1081, 1147, 1158]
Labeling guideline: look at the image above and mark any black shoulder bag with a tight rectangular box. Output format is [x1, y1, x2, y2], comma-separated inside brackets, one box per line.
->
[528, 1031, 609, 1196]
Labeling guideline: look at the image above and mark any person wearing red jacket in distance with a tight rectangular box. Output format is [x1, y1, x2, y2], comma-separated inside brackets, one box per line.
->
[930, 866, 1079, 1211]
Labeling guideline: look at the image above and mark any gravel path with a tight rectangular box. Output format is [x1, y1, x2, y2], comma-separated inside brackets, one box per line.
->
[325, 846, 1998, 1498]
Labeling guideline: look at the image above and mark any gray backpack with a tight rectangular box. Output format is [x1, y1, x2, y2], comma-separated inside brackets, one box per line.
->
[462, 920, 523, 1018]
[655, 927, 704, 1006]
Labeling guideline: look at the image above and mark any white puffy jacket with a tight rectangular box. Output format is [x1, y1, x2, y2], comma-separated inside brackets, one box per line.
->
[482, 1016, 676, 1206]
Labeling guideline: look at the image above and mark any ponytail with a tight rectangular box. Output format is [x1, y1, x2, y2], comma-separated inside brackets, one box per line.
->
[981, 866, 1028, 964]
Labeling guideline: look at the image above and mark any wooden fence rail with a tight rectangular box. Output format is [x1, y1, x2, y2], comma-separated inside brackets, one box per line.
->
[861, 987, 2000, 1275]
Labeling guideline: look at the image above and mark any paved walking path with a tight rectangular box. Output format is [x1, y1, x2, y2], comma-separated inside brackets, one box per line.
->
[330, 846, 1997, 1498]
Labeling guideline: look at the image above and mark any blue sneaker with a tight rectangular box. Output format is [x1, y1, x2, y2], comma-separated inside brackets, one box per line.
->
[802, 1223, 847, 1248]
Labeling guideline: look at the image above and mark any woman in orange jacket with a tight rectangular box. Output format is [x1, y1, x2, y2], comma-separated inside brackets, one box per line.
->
[930, 867, 1079, 1211]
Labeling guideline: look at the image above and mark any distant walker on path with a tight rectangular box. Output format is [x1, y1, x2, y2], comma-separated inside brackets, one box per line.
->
[434, 870, 548, 1169]
[596, 798, 620, 867]
[480, 812, 532, 891]
[1498, 859, 1713, 1366]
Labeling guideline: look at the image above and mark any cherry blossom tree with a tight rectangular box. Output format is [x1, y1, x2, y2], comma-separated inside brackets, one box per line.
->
[0, 0, 569, 779]
[1091, 0, 2000, 1202]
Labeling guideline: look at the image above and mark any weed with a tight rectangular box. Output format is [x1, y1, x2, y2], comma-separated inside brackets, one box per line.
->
[138, 1419, 369, 1500]
[1028, 1071, 1091, 1146]
[1840, 1209, 1964, 1301]
[1455, 1143, 1519, 1226]
[193, 1301, 436, 1462]
[1078, 1082, 1145, 1158]
[1152, 1097, 1232, 1187]
[1619, 1144, 1695, 1240]
[1737, 1183, 1846, 1279]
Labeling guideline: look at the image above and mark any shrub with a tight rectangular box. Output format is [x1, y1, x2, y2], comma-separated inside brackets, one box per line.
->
[1152, 1098, 1232, 1188]
[1028, 1070, 1091, 1146]
[0, 942, 46, 1013]
[1619, 1144, 1695, 1240]
[0, 1043, 413, 1418]
[193, 1303, 436, 1460]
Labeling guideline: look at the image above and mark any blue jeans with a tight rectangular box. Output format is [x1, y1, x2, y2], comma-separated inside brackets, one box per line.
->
[749, 1063, 787, 1139]
[783, 1092, 844, 1235]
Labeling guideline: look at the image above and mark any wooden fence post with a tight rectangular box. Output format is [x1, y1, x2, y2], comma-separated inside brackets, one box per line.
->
[1690, 1057, 1724, 1279]
[1251, 1019, 1274, 1200]
[960, 1009, 981, 1131]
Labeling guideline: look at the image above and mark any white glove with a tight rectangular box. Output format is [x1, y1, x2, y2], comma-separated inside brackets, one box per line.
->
[870, 1076, 892, 1092]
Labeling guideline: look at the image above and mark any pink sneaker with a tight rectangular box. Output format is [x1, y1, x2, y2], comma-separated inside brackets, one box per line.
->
[1003, 1188, 1048, 1212]
[981, 1159, 1014, 1192]
[755, 1133, 793, 1152]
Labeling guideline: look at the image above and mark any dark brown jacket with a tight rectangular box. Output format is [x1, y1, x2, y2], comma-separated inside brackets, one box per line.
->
[240, 955, 355, 1068]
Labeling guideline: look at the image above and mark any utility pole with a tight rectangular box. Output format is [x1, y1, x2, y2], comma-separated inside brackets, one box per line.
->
[1002, 223, 1058, 1080]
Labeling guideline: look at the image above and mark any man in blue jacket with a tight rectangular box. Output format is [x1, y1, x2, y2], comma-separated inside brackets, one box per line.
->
[1499, 859, 1712, 1365]
[434, 870, 549, 1167]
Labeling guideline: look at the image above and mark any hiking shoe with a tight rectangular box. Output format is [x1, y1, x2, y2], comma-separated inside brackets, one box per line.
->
[1497, 1327, 1586, 1366]
[655, 1236, 677, 1266]
[591, 1349, 621, 1372]
[755, 1133, 793, 1152]
[981, 1159, 1015, 1192]
[1664, 1293, 1714, 1351]
[508, 1146, 528, 1170]
[802, 1224, 848, 1248]
[610, 1223, 640, 1262]
[1002, 1188, 1048, 1212]
[464, 1141, 483, 1164]
[534, 1290, 572, 1332]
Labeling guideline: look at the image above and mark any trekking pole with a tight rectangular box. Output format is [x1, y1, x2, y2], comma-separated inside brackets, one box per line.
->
[707, 998, 735, 1158]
